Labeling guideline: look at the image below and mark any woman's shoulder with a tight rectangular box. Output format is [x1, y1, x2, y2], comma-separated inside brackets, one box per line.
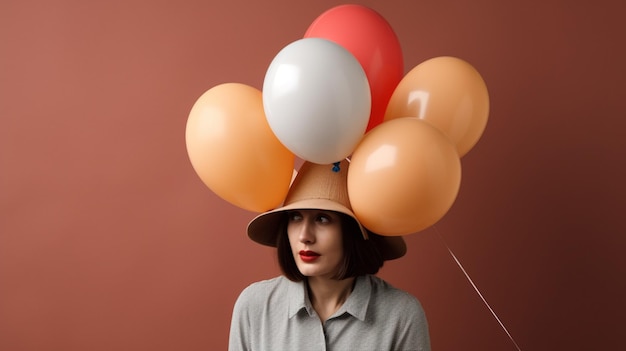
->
[235, 276, 292, 304]
[232, 276, 297, 319]
[365, 275, 425, 311]
[366, 275, 411, 293]
[241, 275, 287, 290]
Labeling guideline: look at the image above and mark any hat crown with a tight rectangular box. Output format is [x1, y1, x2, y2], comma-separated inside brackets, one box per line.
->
[285, 160, 352, 211]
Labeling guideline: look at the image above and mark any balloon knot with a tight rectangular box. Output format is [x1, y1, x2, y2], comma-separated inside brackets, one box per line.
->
[332, 162, 340, 172]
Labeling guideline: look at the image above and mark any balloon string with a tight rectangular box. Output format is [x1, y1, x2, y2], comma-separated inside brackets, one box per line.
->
[433, 226, 522, 351]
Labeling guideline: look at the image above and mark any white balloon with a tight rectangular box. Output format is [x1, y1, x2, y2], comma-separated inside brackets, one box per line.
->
[263, 38, 371, 164]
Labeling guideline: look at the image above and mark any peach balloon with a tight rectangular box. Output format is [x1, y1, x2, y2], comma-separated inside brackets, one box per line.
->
[185, 83, 295, 212]
[348, 118, 461, 236]
[384, 56, 489, 157]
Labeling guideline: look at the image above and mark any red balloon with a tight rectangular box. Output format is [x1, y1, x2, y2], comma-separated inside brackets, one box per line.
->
[305, 5, 404, 132]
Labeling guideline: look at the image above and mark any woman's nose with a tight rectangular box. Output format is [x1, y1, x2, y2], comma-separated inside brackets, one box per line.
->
[298, 221, 315, 244]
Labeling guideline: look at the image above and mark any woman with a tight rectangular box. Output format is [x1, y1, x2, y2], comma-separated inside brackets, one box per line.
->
[229, 160, 430, 351]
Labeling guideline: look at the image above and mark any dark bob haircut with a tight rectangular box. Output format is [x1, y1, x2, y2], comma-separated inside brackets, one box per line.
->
[276, 211, 384, 282]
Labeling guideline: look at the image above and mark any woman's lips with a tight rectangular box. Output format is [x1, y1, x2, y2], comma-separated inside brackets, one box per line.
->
[299, 250, 320, 262]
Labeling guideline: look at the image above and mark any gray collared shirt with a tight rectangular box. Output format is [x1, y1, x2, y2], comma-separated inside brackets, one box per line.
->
[229, 274, 430, 351]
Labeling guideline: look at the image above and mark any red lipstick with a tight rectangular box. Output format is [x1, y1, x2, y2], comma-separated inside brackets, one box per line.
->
[299, 250, 320, 263]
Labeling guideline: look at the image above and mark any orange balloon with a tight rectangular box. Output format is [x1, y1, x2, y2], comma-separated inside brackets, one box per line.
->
[384, 56, 489, 157]
[185, 83, 295, 212]
[348, 118, 461, 236]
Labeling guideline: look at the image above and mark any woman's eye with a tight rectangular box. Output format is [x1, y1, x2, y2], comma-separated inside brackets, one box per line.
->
[288, 212, 302, 221]
[316, 214, 331, 223]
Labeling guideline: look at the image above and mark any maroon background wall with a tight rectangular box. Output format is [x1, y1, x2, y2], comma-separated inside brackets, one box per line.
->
[1, 1, 625, 350]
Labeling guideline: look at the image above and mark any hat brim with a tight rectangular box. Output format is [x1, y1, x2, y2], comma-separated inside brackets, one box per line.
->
[247, 199, 406, 261]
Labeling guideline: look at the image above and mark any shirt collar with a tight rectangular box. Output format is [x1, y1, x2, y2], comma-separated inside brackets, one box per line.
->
[336, 275, 371, 321]
[287, 279, 312, 319]
[287, 275, 372, 321]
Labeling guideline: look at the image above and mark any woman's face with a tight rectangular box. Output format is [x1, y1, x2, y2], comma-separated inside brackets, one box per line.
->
[287, 209, 344, 279]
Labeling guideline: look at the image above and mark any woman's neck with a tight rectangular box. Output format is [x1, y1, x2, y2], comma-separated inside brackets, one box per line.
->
[307, 276, 356, 322]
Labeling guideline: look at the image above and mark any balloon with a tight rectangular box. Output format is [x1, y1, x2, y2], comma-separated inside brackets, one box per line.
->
[305, 4, 403, 132]
[185, 83, 295, 212]
[384, 56, 489, 157]
[348, 118, 461, 236]
[263, 38, 371, 165]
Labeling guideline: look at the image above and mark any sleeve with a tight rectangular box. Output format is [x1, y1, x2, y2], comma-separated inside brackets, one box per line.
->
[228, 286, 253, 351]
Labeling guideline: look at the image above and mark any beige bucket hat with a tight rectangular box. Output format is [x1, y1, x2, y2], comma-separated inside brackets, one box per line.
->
[247, 159, 406, 260]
